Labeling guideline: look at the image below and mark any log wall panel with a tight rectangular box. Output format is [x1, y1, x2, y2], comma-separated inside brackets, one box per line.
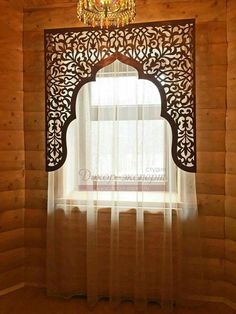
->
[0, 0, 24, 291]
[225, 0, 236, 305]
[23, 0, 227, 302]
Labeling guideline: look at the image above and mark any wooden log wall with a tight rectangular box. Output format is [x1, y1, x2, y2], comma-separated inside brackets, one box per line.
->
[0, 0, 24, 292]
[225, 0, 236, 304]
[22, 0, 229, 302]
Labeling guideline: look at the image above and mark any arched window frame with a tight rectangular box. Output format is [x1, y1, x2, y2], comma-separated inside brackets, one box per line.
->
[44, 19, 196, 172]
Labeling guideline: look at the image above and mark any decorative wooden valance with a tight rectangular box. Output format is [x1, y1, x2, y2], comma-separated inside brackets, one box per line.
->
[45, 19, 196, 172]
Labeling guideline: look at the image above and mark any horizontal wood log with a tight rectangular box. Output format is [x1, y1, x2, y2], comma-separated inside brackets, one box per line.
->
[227, 110, 236, 131]
[196, 109, 225, 130]
[197, 21, 226, 45]
[0, 90, 23, 111]
[227, 63, 236, 82]
[24, 266, 46, 287]
[220, 281, 236, 305]
[0, 170, 24, 192]
[197, 86, 226, 109]
[205, 280, 234, 300]
[196, 173, 225, 195]
[200, 216, 225, 239]
[23, 0, 71, 6]
[0, 30, 22, 50]
[228, 77, 236, 91]
[202, 238, 225, 259]
[24, 91, 44, 112]
[25, 248, 46, 268]
[25, 151, 44, 170]
[0, 0, 23, 10]
[25, 189, 47, 209]
[23, 31, 44, 51]
[196, 65, 227, 88]
[25, 170, 47, 190]
[197, 130, 225, 152]
[25, 208, 47, 228]
[24, 131, 44, 151]
[203, 257, 224, 281]
[0, 267, 24, 291]
[197, 152, 225, 174]
[0, 151, 24, 171]
[227, 42, 236, 64]
[197, 194, 224, 217]
[196, 43, 227, 66]
[24, 227, 46, 248]
[225, 239, 236, 263]
[227, 14, 236, 42]
[23, 51, 44, 73]
[225, 260, 236, 286]
[24, 112, 44, 131]
[0, 49, 23, 72]
[0, 130, 24, 150]
[0, 190, 24, 211]
[0, 209, 24, 232]
[0, 228, 24, 253]
[225, 196, 236, 219]
[0, 248, 24, 273]
[227, 0, 236, 18]
[0, 72, 23, 91]
[0, 10, 23, 32]
[226, 175, 236, 197]
[226, 131, 236, 152]
[226, 153, 236, 174]
[225, 217, 236, 241]
[0, 111, 24, 131]
[227, 85, 236, 108]
[24, 72, 44, 92]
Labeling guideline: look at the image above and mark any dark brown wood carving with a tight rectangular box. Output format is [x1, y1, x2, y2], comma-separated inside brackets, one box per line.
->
[45, 19, 196, 172]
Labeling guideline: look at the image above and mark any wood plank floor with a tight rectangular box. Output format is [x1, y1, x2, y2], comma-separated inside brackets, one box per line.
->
[0, 287, 235, 314]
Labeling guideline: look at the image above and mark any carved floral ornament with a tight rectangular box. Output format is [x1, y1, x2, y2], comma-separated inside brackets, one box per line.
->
[44, 19, 196, 172]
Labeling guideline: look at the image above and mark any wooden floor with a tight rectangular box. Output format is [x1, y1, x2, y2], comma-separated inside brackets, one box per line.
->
[0, 287, 235, 314]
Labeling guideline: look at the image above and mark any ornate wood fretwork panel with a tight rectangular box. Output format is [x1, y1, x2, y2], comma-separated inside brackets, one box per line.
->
[45, 19, 196, 172]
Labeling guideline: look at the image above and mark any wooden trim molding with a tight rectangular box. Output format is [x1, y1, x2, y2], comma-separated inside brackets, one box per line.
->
[44, 19, 196, 172]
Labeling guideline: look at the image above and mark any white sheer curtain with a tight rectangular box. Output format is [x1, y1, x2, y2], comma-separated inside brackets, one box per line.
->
[47, 61, 204, 312]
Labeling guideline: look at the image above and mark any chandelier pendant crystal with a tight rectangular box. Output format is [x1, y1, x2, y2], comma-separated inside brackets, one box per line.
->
[77, 0, 136, 28]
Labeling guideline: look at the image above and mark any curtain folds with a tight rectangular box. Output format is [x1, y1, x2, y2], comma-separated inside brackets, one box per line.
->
[47, 61, 204, 312]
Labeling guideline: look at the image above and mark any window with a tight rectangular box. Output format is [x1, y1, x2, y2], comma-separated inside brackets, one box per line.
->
[65, 61, 177, 201]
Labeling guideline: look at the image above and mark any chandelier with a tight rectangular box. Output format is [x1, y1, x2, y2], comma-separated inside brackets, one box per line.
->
[77, 0, 136, 28]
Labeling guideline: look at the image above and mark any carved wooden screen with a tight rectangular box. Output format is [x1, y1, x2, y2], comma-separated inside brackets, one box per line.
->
[44, 19, 196, 172]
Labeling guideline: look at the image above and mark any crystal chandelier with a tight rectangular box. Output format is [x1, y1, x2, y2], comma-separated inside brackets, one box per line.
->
[77, 0, 136, 28]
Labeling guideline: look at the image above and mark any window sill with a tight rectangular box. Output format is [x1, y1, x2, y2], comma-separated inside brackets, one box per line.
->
[56, 191, 182, 212]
